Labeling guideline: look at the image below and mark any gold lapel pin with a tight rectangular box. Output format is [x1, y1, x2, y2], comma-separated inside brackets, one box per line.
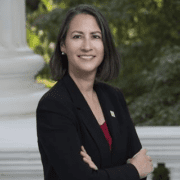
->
[110, 110, 115, 117]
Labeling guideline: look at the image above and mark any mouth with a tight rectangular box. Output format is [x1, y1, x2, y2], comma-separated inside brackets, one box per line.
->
[78, 55, 95, 60]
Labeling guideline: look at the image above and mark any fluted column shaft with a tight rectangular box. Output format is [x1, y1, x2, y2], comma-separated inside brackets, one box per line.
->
[0, 0, 47, 118]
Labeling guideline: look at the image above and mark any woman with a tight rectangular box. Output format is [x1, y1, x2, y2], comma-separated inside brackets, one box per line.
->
[36, 4, 153, 180]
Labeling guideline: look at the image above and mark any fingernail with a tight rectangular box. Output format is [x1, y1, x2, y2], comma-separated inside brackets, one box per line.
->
[82, 146, 86, 152]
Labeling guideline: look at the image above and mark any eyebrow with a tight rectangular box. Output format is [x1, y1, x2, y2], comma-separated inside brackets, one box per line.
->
[71, 31, 102, 35]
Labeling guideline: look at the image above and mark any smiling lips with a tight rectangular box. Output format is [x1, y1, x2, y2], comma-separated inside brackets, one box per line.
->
[78, 55, 95, 60]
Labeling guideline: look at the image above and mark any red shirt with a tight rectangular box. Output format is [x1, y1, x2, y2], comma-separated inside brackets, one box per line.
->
[100, 121, 112, 150]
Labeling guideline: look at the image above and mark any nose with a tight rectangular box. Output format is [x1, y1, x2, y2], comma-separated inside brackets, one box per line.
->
[81, 37, 92, 52]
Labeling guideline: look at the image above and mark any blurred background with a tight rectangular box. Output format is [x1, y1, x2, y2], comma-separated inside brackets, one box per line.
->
[26, 0, 180, 126]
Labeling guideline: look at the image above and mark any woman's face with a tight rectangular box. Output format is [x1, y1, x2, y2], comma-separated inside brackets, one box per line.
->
[61, 13, 104, 77]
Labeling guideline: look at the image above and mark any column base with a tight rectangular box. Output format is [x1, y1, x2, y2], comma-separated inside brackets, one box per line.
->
[0, 115, 44, 180]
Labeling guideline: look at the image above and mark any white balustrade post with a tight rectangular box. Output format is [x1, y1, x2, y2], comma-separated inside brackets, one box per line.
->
[0, 0, 48, 179]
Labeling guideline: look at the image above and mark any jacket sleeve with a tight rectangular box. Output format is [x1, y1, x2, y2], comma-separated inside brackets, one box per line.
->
[36, 97, 143, 180]
[112, 89, 147, 180]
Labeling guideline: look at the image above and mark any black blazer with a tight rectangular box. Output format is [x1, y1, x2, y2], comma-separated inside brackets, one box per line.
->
[36, 71, 147, 180]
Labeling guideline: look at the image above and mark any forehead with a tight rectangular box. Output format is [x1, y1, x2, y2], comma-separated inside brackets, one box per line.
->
[68, 14, 101, 33]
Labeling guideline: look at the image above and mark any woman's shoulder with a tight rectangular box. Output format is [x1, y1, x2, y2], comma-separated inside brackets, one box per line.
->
[37, 79, 72, 109]
[36, 80, 77, 123]
[41, 79, 69, 98]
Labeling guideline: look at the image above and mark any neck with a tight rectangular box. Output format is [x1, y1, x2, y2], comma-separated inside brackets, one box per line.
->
[69, 70, 96, 101]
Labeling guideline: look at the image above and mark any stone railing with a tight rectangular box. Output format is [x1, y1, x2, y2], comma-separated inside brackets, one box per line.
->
[0, 124, 179, 180]
[137, 126, 180, 180]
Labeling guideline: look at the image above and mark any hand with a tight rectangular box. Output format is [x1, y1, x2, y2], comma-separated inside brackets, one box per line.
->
[127, 149, 154, 179]
[80, 146, 98, 170]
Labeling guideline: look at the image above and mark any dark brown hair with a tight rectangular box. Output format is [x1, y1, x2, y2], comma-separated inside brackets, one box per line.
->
[49, 4, 120, 83]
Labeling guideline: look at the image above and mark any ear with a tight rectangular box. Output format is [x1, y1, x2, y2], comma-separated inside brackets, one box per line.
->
[60, 42, 66, 54]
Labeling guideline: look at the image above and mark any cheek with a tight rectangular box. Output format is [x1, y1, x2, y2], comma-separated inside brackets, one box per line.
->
[66, 44, 78, 56]
[95, 41, 104, 54]
[99, 45, 104, 58]
[65, 38, 78, 52]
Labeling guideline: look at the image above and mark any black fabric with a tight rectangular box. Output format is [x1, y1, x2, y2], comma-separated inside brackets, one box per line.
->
[36, 72, 147, 180]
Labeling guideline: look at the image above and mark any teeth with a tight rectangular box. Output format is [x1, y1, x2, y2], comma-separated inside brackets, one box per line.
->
[79, 56, 94, 59]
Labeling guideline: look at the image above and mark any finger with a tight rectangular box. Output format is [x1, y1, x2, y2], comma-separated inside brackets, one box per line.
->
[145, 148, 148, 154]
[140, 148, 147, 155]
[126, 159, 131, 164]
[83, 157, 90, 164]
[94, 166, 98, 170]
[83, 158, 98, 170]
[81, 146, 87, 153]
[83, 157, 92, 166]
[147, 155, 152, 161]
[80, 151, 87, 157]
[80, 151, 91, 160]
[90, 164, 98, 170]
[152, 165, 154, 171]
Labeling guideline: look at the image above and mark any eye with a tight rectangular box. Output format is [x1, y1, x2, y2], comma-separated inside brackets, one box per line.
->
[93, 35, 101, 39]
[73, 35, 81, 39]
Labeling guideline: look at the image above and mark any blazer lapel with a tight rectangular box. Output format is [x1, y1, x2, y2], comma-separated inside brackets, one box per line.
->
[62, 72, 127, 166]
[96, 87, 128, 165]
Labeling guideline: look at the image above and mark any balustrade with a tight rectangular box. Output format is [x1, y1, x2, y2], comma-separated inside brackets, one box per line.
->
[0, 124, 180, 180]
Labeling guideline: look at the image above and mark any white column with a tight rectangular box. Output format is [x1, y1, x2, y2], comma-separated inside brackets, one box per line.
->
[0, 0, 47, 179]
[0, 0, 29, 52]
[0, 0, 48, 117]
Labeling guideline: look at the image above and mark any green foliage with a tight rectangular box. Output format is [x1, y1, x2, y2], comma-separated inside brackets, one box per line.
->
[26, 0, 180, 126]
[128, 46, 180, 126]
[152, 163, 170, 180]
[26, 26, 40, 49]
[26, 0, 66, 79]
